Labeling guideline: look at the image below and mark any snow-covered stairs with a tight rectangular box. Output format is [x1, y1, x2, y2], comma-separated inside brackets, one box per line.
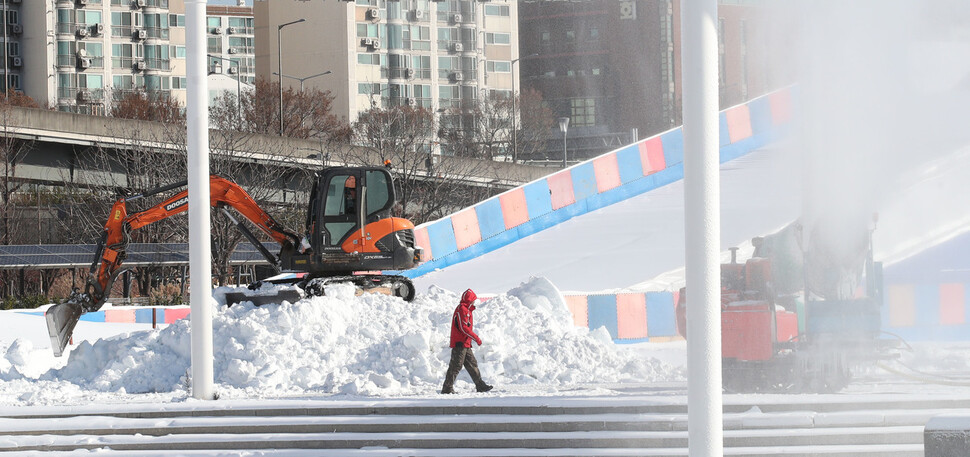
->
[2, 394, 962, 456]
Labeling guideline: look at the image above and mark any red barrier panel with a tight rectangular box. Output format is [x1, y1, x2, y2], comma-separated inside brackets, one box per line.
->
[451, 208, 482, 251]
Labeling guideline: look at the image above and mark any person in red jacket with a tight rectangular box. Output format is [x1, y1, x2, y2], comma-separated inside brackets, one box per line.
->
[441, 289, 493, 394]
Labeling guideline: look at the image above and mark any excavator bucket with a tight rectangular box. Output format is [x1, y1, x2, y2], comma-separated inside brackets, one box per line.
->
[45, 300, 84, 357]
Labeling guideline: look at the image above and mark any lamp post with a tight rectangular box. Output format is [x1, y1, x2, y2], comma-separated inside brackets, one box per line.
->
[510, 53, 537, 164]
[558, 116, 569, 168]
[277, 18, 306, 136]
[208, 54, 241, 127]
[273, 70, 332, 93]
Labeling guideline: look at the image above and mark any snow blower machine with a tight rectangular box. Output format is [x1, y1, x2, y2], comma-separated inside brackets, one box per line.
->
[676, 215, 896, 392]
[45, 167, 422, 356]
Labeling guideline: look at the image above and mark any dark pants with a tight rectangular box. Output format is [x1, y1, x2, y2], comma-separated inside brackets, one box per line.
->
[442, 344, 487, 392]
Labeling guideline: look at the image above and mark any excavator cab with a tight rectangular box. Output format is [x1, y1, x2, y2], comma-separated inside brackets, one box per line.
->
[281, 166, 420, 275]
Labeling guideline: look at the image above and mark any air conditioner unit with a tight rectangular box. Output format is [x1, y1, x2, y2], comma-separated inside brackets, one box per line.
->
[452, 72, 463, 81]
[92, 23, 104, 36]
[133, 60, 146, 71]
[136, 29, 147, 40]
[361, 37, 373, 46]
[404, 97, 415, 106]
[133, 0, 145, 7]
[78, 58, 91, 69]
[405, 68, 415, 78]
[413, 10, 424, 19]
[77, 0, 87, 6]
[452, 13, 462, 22]
[212, 27, 222, 35]
[10, 24, 22, 34]
[77, 90, 89, 101]
[451, 42, 463, 52]
[228, 47, 238, 54]
[76, 49, 88, 58]
[76, 27, 89, 37]
[9, 57, 21, 67]
[367, 8, 380, 20]
[227, 27, 237, 34]
[227, 67, 238, 74]
[371, 39, 381, 49]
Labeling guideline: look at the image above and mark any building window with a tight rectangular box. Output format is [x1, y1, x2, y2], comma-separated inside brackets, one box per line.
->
[207, 37, 221, 54]
[570, 98, 596, 127]
[484, 33, 510, 45]
[485, 61, 510, 73]
[5, 10, 19, 26]
[77, 10, 102, 26]
[438, 56, 459, 79]
[356, 22, 383, 38]
[169, 14, 185, 28]
[173, 77, 187, 89]
[541, 31, 550, 42]
[484, 4, 509, 16]
[357, 53, 382, 65]
[589, 27, 599, 41]
[207, 16, 221, 34]
[565, 30, 576, 41]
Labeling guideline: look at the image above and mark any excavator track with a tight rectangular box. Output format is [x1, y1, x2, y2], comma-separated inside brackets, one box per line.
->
[225, 274, 416, 307]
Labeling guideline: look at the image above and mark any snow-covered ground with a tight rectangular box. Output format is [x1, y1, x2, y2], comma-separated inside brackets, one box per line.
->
[0, 278, 689, 407]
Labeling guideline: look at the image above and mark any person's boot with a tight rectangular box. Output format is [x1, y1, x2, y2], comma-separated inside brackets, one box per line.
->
[476, 384, 493, 393]
[441, 386, 454, 394]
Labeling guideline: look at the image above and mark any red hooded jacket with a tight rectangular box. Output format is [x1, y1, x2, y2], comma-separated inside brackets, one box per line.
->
[450, 289, 482, 348]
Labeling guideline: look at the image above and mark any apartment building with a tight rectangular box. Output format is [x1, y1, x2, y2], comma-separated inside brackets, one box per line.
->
[206, 2, 255, 85]
[7, 0, 252, 114]
[254, 0, 519, 126]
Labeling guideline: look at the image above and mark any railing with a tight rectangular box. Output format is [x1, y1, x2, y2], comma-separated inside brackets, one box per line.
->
[112, 25, 134, 38]
[112, 57, 135, 69]
[143, 58, 171, 71]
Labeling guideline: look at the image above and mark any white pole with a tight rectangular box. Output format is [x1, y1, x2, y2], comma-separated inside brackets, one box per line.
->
[186, 0, 214, 401]
[682, 0, 721, 455]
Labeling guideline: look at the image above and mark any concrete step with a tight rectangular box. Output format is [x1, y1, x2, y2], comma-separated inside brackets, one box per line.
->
[0, 426, 924, 453]
[0, 395, 951, 455]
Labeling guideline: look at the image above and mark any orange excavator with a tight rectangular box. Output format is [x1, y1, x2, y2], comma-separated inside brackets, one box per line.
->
[46, 167, 422, 356]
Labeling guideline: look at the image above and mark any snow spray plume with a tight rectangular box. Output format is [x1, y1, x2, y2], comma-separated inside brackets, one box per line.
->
[766, 1, 970, 287]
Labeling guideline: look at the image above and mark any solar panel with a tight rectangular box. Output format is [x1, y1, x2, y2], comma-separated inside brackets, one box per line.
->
[0, 242, 282, 269]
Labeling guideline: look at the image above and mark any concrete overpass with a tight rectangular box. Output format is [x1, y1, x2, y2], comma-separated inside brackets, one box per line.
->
[0, 106, 554, 197]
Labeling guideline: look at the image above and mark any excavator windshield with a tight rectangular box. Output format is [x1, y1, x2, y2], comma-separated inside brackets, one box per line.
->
[318, 168, 395, 247]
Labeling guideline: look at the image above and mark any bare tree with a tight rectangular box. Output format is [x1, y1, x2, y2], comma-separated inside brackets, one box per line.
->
[223, 77, 349, 142]
[514, 88, 556, 161]
[348, 105, 502, 224]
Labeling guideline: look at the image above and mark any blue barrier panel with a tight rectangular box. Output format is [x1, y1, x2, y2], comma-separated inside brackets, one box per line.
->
[474, 198, 506, 240]
[79, 312, 106, 322]
[523, 179, 553, 220]
[426, 218, 458, 259]
[646, 291, 677, 337]
[719, 112, 731, 146]
[916, 284, 941, 328]
[135, 308, 155, 324]
[615, 144, 644, 184]
[749, 96, 773, 135]
[660, 130, 684, 166]
[587, 295, 619, 339]
[570, 162, 599, 201]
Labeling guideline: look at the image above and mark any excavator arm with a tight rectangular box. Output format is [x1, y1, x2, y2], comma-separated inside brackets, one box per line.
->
[46, 175, 301, 356]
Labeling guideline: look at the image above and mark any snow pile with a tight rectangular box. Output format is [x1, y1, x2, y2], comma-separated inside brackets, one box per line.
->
[2, 277, 682, 402]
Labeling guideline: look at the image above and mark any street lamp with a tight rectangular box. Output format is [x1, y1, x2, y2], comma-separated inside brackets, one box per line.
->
[510, 53, 537, 164]
[272, 70, 332, 92]
[558, 117, 570, 168]
[208, 54, 241, 127]
[277, 18, 306, 136]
